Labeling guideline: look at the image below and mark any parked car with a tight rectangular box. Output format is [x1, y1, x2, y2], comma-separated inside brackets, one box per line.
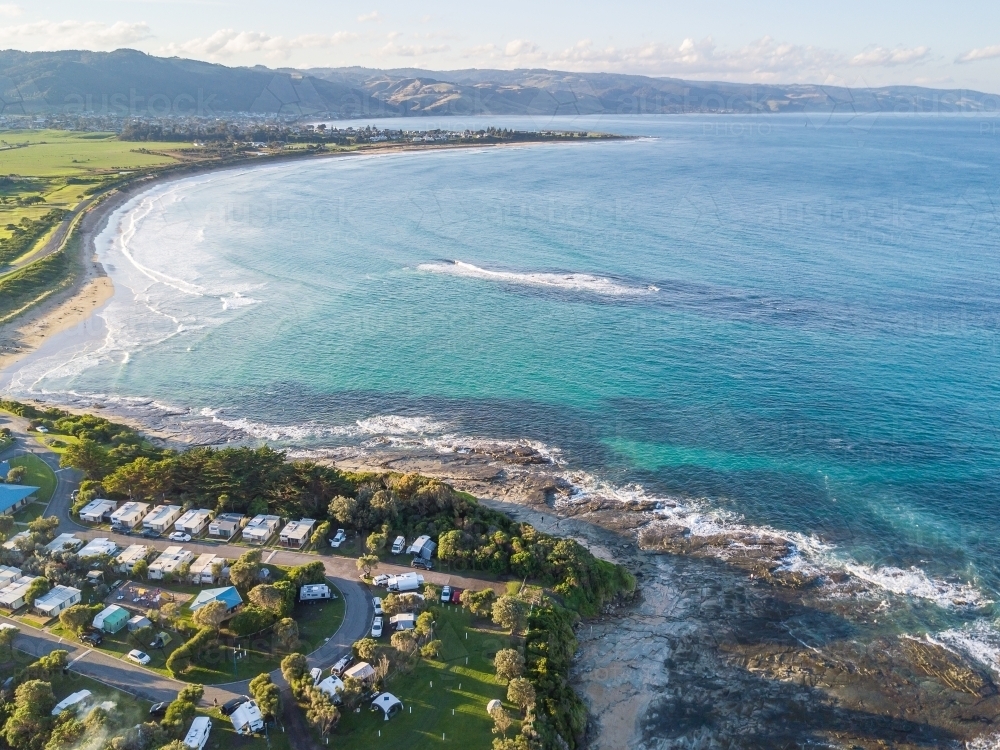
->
[220, 695, 250, 717]
[110, 580, 124, 590]
[450, 588, 463, 604]
[331, 654, 352, 676]
[440, 586, 452, 603]
[372, 597, 383, 615]
[329, 529, 347, 548]
[80, 630, 103, 646]
[372, 574, 390, 587]
[309, 667, 322, 685]
[410, 557, 432, 570]
[141, 528, 160, 539]
[127, 649, 151, 666]
[391, 535, 405, 555]
[168, 531, 192, 543]
[149, 702, 168, 717]
[371, 616, 383, 638]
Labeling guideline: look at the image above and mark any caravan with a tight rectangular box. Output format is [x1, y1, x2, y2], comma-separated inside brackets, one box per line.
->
[230, 699, 265, 734]
[183, 717, 211, 750]
[387, 572, 424, 592]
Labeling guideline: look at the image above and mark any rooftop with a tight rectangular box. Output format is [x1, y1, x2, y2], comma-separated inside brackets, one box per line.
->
[78, 538, 120, 559]
[190, 586, 243, 612]
[34, 585, 81, 611]
[0, 485, 39, 513]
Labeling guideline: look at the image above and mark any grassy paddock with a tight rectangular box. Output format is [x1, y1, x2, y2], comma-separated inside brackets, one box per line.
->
[9, 452, 57, 502]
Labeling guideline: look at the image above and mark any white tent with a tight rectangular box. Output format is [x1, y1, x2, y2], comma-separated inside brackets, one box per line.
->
[371, 692, 403, 720]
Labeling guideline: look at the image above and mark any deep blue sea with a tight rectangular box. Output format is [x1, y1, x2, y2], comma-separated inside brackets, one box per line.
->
[5, 113, 1000, 660]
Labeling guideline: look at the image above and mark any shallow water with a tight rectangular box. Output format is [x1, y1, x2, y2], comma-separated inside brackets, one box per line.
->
[4, 113, 1000, 683]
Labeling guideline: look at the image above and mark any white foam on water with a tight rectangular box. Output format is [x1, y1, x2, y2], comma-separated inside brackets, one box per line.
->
[354, 415, 449, 436]
[931, 620, 1000, 677]
[417, 260, 658, 297]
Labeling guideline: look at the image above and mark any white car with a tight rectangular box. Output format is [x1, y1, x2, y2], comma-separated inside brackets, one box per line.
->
[371, 616, 383, 638]
[169, 532, 192, 542]
[372, 574, 390, 587]
[330, 529, 346, 548]
[391, 535, 405, 554]
[440, 586, 452, 603]
[127, 649, 151, 666]
[372, 597, 383, 615]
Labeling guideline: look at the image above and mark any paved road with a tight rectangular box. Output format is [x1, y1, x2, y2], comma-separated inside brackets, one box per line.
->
[0, 195, 95, 280]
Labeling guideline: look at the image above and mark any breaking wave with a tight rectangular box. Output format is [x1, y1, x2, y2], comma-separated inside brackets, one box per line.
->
[417, 260, 659, 297]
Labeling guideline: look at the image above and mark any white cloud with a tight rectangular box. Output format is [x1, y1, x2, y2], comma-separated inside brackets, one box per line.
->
[849, 46, 930, 67]
[0, 4, 23, 18]
[357, 11, 381, 23]
[378, 38, 449, 58]
[161, 29, 357, 61]
[0, 19, 152, 50]
[504, 39, 539, 58]
[955, 45, 1000, 63]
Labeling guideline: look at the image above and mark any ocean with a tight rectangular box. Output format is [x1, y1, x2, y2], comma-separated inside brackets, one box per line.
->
[4, 112, 1000, 691]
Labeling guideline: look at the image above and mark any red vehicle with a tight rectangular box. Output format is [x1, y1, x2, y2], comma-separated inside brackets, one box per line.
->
[450, 588, 463, 604]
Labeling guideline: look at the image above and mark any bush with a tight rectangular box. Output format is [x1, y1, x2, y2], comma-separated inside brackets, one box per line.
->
[166, 628, 216, 676]
[228, 605, 276, 637]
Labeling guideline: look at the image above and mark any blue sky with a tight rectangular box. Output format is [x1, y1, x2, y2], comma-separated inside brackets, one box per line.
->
[7, 1, 1000, 91]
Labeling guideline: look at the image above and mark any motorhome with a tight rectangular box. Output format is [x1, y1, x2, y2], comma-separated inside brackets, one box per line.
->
[230, 699, 265, 734]
[386, 573, 424, 592]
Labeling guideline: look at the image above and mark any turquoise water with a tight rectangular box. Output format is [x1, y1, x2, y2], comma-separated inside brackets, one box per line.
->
[6, 114, 1000, 625]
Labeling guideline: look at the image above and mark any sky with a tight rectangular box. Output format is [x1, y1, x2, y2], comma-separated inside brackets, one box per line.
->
[5, 1, 1000, 92]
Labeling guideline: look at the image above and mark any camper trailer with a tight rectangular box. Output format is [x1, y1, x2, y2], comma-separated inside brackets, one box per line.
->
[299, 583, 332, 603]
[183, 717, 212, 750]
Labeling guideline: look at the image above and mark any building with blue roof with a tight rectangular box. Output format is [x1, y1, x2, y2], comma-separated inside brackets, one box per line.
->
[190, 586, 243, 614]
[0, 485, 39, 516]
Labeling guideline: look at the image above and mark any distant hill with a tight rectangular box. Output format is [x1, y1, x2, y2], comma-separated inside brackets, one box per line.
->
[0, 48, 995, 119]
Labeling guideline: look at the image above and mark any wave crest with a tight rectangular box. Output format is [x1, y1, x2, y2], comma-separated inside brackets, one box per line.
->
[417, 260, 659, 297]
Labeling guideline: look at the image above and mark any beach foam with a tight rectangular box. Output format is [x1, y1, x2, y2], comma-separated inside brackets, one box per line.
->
[417, 260, 659, 297]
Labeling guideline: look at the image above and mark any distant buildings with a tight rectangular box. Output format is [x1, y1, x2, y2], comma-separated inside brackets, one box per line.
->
[115, 544, 150, 574]
[0, 576, 40, 609]
[92, 604, 129, 633]
[190, 586, 243, 614]
[43, 533, 83, 555]
[189, 553, 223, 585]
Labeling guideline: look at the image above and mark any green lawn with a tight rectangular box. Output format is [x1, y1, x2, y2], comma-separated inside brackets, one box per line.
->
[0, 130, 175, 178]
[9, 452, 57, 502]
[13, 500, 48, 523]
[329, 606, 517, 749]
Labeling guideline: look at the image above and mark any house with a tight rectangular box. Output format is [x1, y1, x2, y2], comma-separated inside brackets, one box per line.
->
[78, 498, 117, 524]
[34, 585, 82, 617]
[0, 566, 21, 589]
[279, 518, 316, 549]
[343, 661, 376, 684]
[189, 586, 243, 614]
[110, 501, 150, 530]
[242, 515, 280, 545]
[78, 538, 119, 560]
[128, 614, 152, 632]
[0, 576, 40, 609]
[148, 546, 194, 580]
[189, 553, 222, 584]
[43, 533, 83, 555]
[389, 613, 415, 631]
[1, 531, 30, 551]
[407, 535, 437, 560]
[142, 505, 182, 534]
[115, 544, 150, 574]
[92, 604, 129, 633]
[0, 485, 38, 516]
[174, 508, 213, 536]
[208, 513, 246, 541]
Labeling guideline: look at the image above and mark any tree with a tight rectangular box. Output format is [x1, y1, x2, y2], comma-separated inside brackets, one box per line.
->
[191, 600, 228, 631]
[390, 629, 417, 655]
[353, 637, 378, 662]
[131, 559, 149, 580]
[507, 677, 536, 715]
[60, 439, 113, 479]
[101, 457, 169, 501]
[415, 611, 434, 641]
[28, 516, 59, 544]
[248, 584, 285, 615]
[273, 618, 298, 651]
[365, 530, 387, 555]
[58, 604, 102, 636]
[24, 577, 50, 609]
[161, 699, 196, 737]
[492, 596, 524, 633]
[328, 495, 356, 526]
[177, 684, 204, 704]
[490, 704, 512, 739]
[460, 588, 497, 618]
[249, 673, 280, 720]
[5, 465, 26, 484]
[4, 679, 56, 750]
[337, 676, 363, 711]
[420, 639, 441, 659]
[374, 653, 390, 684]
[309, 521, 330, 549]
[280, 652, 308, 685]
[304, 686, 339, 737]
[229, 549, 263, 590]
[494, 648, 525, 682]
[46, 713, 85, 749]
[356, 554, 378, 578]
[159, 602, 182, 629]
[0, 621, 17, 656]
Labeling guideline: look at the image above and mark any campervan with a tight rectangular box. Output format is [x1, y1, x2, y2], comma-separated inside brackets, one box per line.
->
[386, 572, 423, 593]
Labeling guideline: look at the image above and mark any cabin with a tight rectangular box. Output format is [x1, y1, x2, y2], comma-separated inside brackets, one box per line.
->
[115, 544, 150, 574]
[190, 586, 243, 615]
[242, 515, 281, 544]
[1, 531, 30, 550]
[78, 498, 117, 524]
[0, 485, 38, 516]
[148, 546, 194, 580]
[174, 508, 213, 536]
[110, 501, 150, 530]
[93, 604, 129, 634]
[189, 553, 222, 585]
[34, 585, 82, 617]
[208, 513, 247, 541]
[407, 535, 437, 560]
[279, 518, 316, 549]
[78, 538, 119, 560]
[0, 566, 21, 589]
[43, 533, 83, 555]
[142, 505, 182, 534]
[0, 576, 39, 609]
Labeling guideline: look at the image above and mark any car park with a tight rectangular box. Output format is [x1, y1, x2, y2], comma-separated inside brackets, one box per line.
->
[410, 557, 432, 570]
[168, 531, 192, 543]
[329, 529, 346, 548]
[440, 586, 451, 603]
[127, 649, 151, 665]
[372, 597, 383, 615]
[371, 616, 383, 638]
[220, 695, 250, 716]
[331, 654, 352, 676]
